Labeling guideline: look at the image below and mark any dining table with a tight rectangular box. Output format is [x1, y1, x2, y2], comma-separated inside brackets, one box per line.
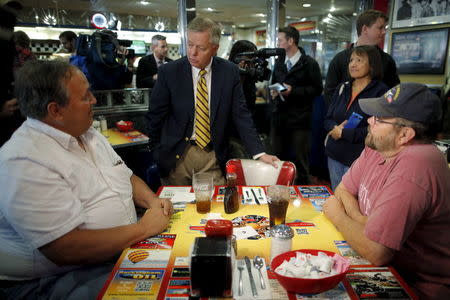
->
[102, 128, 149, 149]
[97, 185, 417, 300]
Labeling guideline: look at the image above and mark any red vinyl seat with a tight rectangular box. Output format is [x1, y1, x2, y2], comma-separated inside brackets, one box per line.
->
[225, 159, 296, 186]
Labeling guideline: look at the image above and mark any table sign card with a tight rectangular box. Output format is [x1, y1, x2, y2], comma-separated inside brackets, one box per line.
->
[298, 186, 331, 198]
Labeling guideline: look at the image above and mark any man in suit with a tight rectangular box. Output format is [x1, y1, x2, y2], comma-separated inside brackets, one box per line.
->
[136, 34, 172, 88]
[146, 17, 278, 185]
[270, 26, 323, 184]
[324, 10, 400, 108]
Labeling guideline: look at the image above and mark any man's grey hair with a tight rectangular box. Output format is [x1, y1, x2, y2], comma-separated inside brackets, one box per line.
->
[15, 60, 75, 120]
[151, 34, 166, 47]
[187, 17, 221, 45]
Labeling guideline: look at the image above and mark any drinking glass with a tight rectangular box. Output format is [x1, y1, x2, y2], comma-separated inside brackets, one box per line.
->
[193, 172, 213, 214]
[266, 185, 290, 227]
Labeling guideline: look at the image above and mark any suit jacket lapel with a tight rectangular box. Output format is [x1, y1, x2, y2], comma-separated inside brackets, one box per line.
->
[182, 58, 195, 122]
[210, 57, 222, 127]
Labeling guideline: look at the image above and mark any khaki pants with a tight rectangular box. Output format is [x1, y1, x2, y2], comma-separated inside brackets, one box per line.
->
[161, 144, 226, 186]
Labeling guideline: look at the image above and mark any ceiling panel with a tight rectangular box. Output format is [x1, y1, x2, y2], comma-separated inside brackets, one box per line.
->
[21, 0, 356, 28]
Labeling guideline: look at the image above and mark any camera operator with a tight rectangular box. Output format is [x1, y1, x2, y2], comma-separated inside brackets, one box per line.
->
[229, 40, 259, 117]
[85, 30, 134, 90]
[227, 40, 260, 158]
[228, 41, 277, 158]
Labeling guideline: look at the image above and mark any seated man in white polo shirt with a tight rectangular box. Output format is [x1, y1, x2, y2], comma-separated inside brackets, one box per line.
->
[0, 60, 173, 299]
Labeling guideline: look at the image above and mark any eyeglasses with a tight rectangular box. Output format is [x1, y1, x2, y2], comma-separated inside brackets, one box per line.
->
[373, 116, 406, 127]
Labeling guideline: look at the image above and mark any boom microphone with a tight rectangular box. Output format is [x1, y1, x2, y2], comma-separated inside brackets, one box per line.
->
[238, 48, 285, 58]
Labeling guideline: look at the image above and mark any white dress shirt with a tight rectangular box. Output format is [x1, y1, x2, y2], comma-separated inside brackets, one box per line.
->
[190, 58, 213, 139]
[0, 118, 136, 280]
[285, 48, 301, 69]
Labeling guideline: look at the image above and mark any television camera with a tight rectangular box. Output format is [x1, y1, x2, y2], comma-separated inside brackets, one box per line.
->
[234, 48, 285, 82]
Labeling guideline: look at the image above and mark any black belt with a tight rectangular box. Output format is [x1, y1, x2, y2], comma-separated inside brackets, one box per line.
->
[189, 140, 213, 152]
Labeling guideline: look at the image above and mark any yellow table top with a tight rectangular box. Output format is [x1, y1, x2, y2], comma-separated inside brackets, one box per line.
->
[168, 200, 343, 262]
[102, 128, 148, 149]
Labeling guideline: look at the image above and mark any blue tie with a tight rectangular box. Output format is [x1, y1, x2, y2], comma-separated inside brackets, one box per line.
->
[286, 60, 292, 72]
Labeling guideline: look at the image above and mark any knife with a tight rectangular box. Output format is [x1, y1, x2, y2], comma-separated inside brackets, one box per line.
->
[244, 256, 258, 296]
[251, 189, 260, 205]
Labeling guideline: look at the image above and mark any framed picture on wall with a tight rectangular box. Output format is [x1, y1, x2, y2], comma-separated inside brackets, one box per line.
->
[255, 30, 266, 46]
[392, 0, 450, 28]
[390, 28, 449, 74]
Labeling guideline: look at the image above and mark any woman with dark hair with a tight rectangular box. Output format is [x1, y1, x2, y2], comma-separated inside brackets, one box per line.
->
[324, 45, 390, 190]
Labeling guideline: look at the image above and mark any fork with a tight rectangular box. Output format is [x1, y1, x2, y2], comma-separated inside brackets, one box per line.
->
[237, 259, 245, 296]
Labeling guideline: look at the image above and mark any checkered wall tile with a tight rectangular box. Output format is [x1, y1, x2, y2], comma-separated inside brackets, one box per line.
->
[168, 45, 180, 59]
[31, 41, 60, 54]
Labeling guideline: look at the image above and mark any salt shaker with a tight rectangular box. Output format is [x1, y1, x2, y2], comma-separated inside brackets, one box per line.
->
[99, 115, 108, 131]
[270, 224, 294, 264]
[92, 120, 101, 132]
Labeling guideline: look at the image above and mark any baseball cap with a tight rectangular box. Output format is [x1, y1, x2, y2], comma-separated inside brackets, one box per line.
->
[359, 82, 442, 124]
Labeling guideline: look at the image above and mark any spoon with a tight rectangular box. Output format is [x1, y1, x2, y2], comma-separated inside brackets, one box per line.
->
[253, 256, 266, 290]
[237, 259, 245, 296]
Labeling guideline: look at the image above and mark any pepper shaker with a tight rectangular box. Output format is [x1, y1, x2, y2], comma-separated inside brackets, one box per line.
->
[270, 224, 294, 264]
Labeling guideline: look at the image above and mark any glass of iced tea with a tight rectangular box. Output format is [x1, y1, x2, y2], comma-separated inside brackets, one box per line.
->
[193, 172, 213, 214]
[266, 185, 290, 227]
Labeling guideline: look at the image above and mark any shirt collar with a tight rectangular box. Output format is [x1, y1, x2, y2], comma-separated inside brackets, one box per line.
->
[191, 57, 213, 78]
[25, 118, 93, 151]
[153, 53, 163, 63]
[285, 48, 301, 67]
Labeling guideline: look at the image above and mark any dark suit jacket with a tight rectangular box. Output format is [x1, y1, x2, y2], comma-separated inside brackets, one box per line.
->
[146, 56, 264, 177]
[271, 47, 323, 130]
[136, 54, 173, 88]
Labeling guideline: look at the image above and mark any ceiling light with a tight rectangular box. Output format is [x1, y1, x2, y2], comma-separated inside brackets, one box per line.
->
[207, 7, 214, 11]
[186, 7, 196, 11]
[155, 21, 165, 31]
[353, 12, 357, 16]
[260, 20, 267, 23]
[254, 13, 266, 17]
[330, 6, 336, 12]
[91, 13, 107, 29]
[300, 17, 307, 21]
[140, 1, 150, 5]
[303, 3, 311, 7]
[43, 15, 57, 26]
[327, 13, 333, 18]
